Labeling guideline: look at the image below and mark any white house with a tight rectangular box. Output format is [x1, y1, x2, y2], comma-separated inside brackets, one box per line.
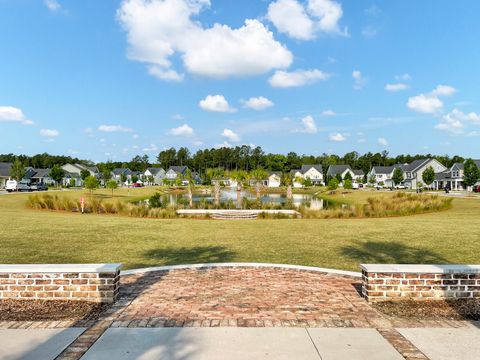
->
[144, 167, 166, 185]
[62, 163, 100, 186]
[290, 164, 324, 187]
[267, 172, 281, 188]
[402, 158, 447, 189]
[367, 165, 401, 187]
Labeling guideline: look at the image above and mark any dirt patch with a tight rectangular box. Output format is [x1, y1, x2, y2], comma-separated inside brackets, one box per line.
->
[374, 299, 480, 321]
[0, 300, 110, 321]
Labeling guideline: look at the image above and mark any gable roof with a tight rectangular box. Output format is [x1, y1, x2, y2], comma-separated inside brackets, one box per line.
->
[0, 162, 12, 177]
[327, 165, 351, 176]
[168, 166, 188, 174]
[353, 169, 364, 176]
[403, 159, 431, 172]
[112, 168, 132, 176]
[30, 168, 51, 178]
[301, 164, 323, 174]
[145, 167, 164, 176]
[451, 162, 464, 171]
[371, 166, 395, 175]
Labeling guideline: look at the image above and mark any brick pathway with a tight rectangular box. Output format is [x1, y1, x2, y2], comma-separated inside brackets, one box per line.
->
[1, 266, 476, 359]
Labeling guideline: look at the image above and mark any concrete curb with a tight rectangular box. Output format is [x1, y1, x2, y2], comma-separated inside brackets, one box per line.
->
[121, 263, 361, 278]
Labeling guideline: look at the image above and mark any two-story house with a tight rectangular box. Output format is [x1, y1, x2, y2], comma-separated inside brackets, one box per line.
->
[0, 162, 12, 189]
[144, 167, 166, 185]
[402, 158, 447, 189]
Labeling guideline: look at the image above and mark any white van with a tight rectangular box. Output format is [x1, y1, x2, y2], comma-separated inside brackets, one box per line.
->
[6, 180, 17, 192]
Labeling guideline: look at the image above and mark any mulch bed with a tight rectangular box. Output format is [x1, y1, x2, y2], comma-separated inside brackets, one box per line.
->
[374, 299, 480, 321]
[0, 299, 111, 321]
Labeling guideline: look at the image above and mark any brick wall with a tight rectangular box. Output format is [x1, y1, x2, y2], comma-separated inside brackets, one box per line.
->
[361, 264, 480, 302]
[0, 264, 121, 303]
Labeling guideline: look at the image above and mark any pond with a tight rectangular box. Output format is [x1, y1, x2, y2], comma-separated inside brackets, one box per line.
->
[151, 189, 338, 210]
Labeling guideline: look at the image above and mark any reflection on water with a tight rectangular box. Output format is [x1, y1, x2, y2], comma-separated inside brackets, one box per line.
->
[157, 189, 335, 209]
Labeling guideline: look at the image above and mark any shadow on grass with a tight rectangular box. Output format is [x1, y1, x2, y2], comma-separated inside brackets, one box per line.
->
[129, 245, 236, 269]
[340, 241, 448, 264]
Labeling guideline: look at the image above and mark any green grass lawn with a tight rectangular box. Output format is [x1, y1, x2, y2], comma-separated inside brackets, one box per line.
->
[0, 188, 478, 271]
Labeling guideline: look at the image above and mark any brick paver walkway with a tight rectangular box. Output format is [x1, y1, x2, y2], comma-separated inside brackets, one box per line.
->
[1, 266, 477, 359]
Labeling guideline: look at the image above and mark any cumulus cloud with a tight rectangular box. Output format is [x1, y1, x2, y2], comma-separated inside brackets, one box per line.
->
[169, 124, 194, 136]
[221, 129, 240, 142]
[296, 115, 318, 134]
[329, 132, 346, 141]
[0, 106, 34, 125]
[435, 108, 480, 135]
[352, 70, 367, 90]
[44, 0, 61, 12]
[117, 0, 292, 80]
[40, 129, 60, 138]
[98, 125, 134, 133]
[407, 84, 456, 114]
[267, 0, 346, 39]
[243, 96, 274, 111]
[142, 144, 159, 152]
[385, 83, 409, 92]
[199, 95, 236, 113]
[378, 137, 388, 146]
[269, 69, 329, 88]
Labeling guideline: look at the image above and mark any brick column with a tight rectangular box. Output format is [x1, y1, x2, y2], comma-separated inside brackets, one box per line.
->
[0, 264, 121, 303]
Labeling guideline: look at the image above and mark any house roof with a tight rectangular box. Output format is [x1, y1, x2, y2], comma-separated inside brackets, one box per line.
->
[168, 166, 188, 174]
[0, 162, 12, 177]
[30, 168, 51, 178]
[403, 159, 431, 172]
[371, 166, 394, 174]
[301, 164, 323, 174]
[145, 167, 164, 176]
[269, 171, 282, 177]
[63, 171, 82, 179]
[112, 168, 132, 176]
[327, 165, 351, 176]
[451, 162, 464, 171]
[290, 169, 302, 175]
[435, 171, 451, 180]
[353, 169, 364, 176]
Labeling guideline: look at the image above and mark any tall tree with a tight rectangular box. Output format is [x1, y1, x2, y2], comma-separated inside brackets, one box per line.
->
[84, 176, 99, 193]
[422, 166, 435, 188]
[49, 165, 65, 187]
[463, 159, 480, 188]
[392, 167, 404, 186]
[80, 169, 90, 180]
[10, 159, 25, 181]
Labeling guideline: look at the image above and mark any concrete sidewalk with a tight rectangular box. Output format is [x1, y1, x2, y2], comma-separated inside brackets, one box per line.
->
[81, 328, 404, 360]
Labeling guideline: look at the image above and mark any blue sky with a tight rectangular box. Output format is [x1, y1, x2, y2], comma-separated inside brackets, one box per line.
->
[1, 0, 479, 162]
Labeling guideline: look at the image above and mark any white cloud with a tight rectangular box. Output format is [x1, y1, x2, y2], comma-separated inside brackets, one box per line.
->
[267, 0, 314, 40]
[0, 106, 34, 125]
[44, 0, 61, 12]
[435, 108, 480, 135]
[431, 84, 457, 97]
[329, 132, 346, 141]
[321, 109, 335, 116]
[407, 94, 443, 114]
[385, 83, 409, 92]
[221, 129, 240, 142]
[243, 96, 274, 111]
[117, 0, 292, 80]
[172, 114, 184, 120]
[362, 25, 377, 38]
[269, 69, 329, 88]
[357, 138, 367, 143]
[214, 141, 233, 148]
[267, 0, 346, 40]
[199, 95, 236, 113]
[142, 144, 159, 152]
[40, 129, 60, 138]
[132, 134, 140, 139]
[98, 125, 134, 133]
[378, 137, 388, 146]
[407, 85, 455, 114]
[297, 115, 317, 134]
[352, 70, 367, 90]
[147, 66, 184, 82]
[169, 124, 194, 136]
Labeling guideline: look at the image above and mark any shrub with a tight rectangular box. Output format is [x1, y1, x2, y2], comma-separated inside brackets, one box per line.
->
[344, 179, 353, 189]
[328, 178, 339, 190]
[149, 193, 163, 208]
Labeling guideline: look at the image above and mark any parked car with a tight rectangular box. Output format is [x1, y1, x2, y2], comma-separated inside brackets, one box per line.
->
[131, 182, 143, 188]
[6, 180, 17, 192]
[395, 185, 406, 189]
[17, 180, 32, 192]
[30, 183, 48, 191]
[473, 184, 480, 193]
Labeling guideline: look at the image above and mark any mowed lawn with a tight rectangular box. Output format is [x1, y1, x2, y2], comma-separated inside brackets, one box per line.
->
[0, 189, 478, 271]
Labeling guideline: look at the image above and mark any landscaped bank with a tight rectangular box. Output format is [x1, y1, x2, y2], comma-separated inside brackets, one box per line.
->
[25, 191, 451, 219]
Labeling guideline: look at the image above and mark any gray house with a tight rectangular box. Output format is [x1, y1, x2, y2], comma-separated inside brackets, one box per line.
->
[402, 158, 447, 189]
[0, 162, 12, 189]
[165, 166, 189, 181]
[144, 167, 166, 185]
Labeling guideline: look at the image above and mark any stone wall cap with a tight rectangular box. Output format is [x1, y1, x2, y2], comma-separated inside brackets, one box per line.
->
[0, 264, 122, 273]
[361, 264, 480, 274]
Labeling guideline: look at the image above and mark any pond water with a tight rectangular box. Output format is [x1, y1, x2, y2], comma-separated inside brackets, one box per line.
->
[152, 189, 337, 210]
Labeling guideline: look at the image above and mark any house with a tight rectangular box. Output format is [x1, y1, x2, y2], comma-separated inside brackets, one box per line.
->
[61, 163, 100, 186]
[111, 168, 133, 184]
[367, 165, 405, 187]
[326, 165, 357, 182]
[402, 158, 447, 189]
[165, 166, 189, 181]
[433, 159, 480, 191]
[24, 168, 55, 185]
[144, 167, 166, 185]
[0, 162, 12, 189]
[267, 172, 281, 188]
[352, 169, 365, 182]
[289, 165, 324, 187]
